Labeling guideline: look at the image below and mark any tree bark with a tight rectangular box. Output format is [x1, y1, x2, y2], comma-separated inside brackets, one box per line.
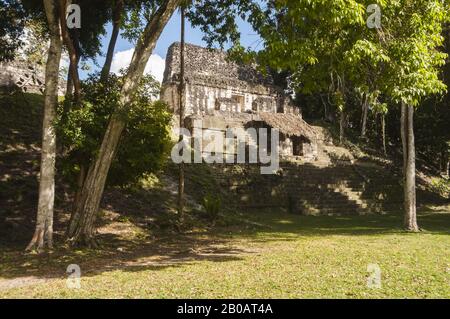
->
[66, 0, 181, 246]
[64, 54, 79, 99]
[26, 0, 62, 252]
[59, 0, 81, 103]
[100, 0, 124, 82]
[400, 103, 407, 174]
[339, 110, 345, 145]
[445, 155, 449, 177]
[71, 163, 86, 211]
[66, 62, 73, 96]
[360, 93, 369, 139]
[381, 113, 386, 156]
[320, 94, 328, 121]
[401, 103, 419, 232]
[445, 159, 449, 178]
[178, 7, 185, 219]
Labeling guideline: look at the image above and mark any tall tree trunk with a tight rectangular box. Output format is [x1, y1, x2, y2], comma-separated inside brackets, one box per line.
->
[100, 0, 124, 82]
[400, 103, 407, 175]
[360, 93, 369, 139]
[59, 0, 81, 103]
[401, 103, 419, 231]
[66, 0, 181, 246]
[440, 150, 449, 177]
[381, 113, 387, 156]
[71, 163, 86, 210]
[445, 158, 449, 177]
[339, 110, 345, 145]
[64, 55, 79, 99]
[66, 62, 73, 96]
[320, 94, 328, 120]
[26, 0, 62, 252]
[444, 151, 450, 177]
[178, 7, 185, 219]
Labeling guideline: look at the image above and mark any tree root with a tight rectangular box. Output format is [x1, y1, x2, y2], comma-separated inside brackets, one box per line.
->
[25, 228, 52, 253]
[67, 234, 100, 249]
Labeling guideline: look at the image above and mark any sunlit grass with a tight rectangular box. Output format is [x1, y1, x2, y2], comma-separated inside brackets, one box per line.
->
[1, 210, 449, 298]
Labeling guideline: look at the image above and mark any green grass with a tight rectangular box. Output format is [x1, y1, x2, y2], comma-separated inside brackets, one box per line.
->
[1, 210, 449, 298]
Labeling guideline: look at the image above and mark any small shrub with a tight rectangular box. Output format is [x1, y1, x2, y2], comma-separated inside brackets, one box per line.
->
[56, 73, 172, 188]
[202, 193, 221, 220]
[430, 178, 450, 198]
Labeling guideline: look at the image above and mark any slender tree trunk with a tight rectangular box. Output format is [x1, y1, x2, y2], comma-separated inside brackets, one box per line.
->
[66, 62, 73, 96]
[440, 150, 449, 177]
[66, 0, 181, 246]
[65, 162, 86, 240]
[320, 94, 328, 120]
[59, 0, 81, 103]
[339, 110, 345, 145]
[401, 103, 419, 231]
[178, 7, 186, 219]
[444, 155, 449, 177]
[66, 0, 124, 220]
[381, 113, 387, 156]
[100, 0, 124, 82]
[360, 93, 369, 139]
[400, 103, 407, 174]
[64, 55, 79, 99]
[72, 163, 86, 209]
[27, 0, 62, 252]
[446, 159, 449, 178]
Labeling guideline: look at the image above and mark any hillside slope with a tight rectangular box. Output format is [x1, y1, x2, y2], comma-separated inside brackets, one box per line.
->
[0, 92, 447, 249]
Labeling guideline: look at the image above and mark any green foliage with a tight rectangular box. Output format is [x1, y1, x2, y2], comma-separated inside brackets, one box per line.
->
[380, 1, 449, 106]
[202, 193, 221, 219]
[57, 73, 173, 187]
[20, 19, 48, 65]
[70, 0, 112, 61]
[121, 1, 160, 43]
[333, 90, 345, 112]
[429, 178, 449, 198]
[0, 0, 26, 61]
[187, 0, 258, 48]
[229, 0, 449, 169]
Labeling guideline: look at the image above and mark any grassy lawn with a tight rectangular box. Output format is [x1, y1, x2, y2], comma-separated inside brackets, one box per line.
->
[1, 209, 449, 298]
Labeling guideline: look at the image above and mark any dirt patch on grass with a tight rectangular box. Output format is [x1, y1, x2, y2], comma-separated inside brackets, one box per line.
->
[0, 276, 54, 291]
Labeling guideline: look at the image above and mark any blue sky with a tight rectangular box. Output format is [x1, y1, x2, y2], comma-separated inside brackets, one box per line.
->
[81, 11, 261, 82]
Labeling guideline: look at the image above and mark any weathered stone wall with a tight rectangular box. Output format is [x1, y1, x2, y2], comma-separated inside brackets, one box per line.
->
[184, 112, 259, 160]
[182, 111, 318, 160]
[0, 60, 66, 95]
[162, 76, 282, 115]
[162, 42, 317, 161]
[0, 60, 45, 94]
[161, 42, 289, 116]
[163, 42, 274, 87]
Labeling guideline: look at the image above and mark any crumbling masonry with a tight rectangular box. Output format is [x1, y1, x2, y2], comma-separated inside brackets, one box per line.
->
[161, 42, 318, 161]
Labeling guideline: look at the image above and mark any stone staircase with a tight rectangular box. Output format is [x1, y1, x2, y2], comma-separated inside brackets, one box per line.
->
[180, 148, 404, 215]
[175, 126, 406, 215]
[213, 160, 404, 215]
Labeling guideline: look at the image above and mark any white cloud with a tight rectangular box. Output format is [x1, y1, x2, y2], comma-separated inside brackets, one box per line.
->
[110, 49, 165, 83]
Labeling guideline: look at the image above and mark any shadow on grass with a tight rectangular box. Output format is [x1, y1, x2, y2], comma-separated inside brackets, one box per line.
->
[231, 209, 450, 240]
[0, 232, 250, 287]
[2, 209, 448, 287]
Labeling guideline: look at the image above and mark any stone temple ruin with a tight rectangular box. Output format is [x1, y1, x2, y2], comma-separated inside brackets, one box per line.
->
[0, 60, 66, 95]
[161, 42, 318, 162]
[0, 60, 46, 94]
